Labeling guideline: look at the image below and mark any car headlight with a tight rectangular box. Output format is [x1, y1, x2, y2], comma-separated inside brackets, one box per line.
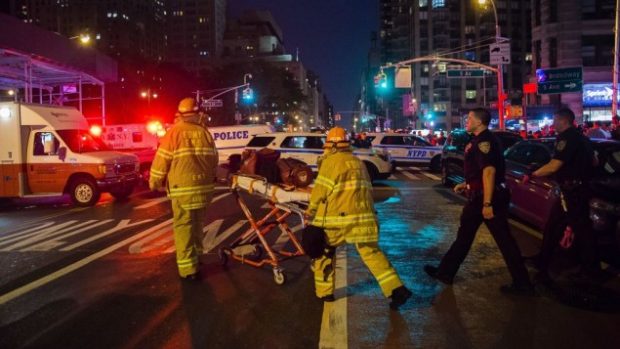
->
[98, 164, 107, 175]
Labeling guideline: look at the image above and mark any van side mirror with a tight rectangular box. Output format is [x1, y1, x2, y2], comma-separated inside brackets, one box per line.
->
[58, 147, 67, 162]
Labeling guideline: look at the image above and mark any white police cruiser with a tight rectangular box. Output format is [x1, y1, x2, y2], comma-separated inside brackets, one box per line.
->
[245, 132, 393, 182]
[367, 133, 443, 171]
[209, 124, 275, 164]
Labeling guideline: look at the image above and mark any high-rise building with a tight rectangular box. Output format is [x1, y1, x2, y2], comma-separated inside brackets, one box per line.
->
[375, 0, 532, 130]
[5, 0, 167, 62]
[532, 0, 615, 123]
[166, 0, 227, 74]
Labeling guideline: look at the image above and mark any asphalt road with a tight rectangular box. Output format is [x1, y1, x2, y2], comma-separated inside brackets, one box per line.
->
[1, 166, 619, 349]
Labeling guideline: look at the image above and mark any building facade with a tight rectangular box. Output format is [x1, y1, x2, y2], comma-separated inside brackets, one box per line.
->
[372, 0, 532, 131]
[532, 0, 615, 123]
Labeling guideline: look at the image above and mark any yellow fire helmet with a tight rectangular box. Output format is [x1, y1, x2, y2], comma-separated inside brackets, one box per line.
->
[177, 97, 199, 114]
[324, 127, 350, 148]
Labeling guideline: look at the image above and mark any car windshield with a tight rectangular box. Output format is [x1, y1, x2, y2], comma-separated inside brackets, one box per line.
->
[56, 129, 109, 153]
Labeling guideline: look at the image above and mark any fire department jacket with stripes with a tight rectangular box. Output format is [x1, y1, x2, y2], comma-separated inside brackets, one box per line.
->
[307, 148, 379, 243]
[149, 116, 218, 210]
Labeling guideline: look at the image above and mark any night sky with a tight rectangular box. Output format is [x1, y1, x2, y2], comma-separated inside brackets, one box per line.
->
[229, 0, 378, 119]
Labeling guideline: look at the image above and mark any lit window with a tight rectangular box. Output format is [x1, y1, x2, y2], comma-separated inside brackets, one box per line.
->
[466, 90, 477, 99]
[525, 53, 533, 62]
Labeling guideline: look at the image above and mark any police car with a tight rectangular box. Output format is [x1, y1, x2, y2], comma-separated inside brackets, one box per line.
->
[209, 124, 275, 164]
[367, 133, 443, 171]
[245, 132, 393, 182]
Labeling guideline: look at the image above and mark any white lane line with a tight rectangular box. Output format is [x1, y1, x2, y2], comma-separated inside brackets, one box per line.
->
[0, 221, 86, 250]
[135, 196, 169, 210]
[60, 219, 153, 251]
[0, 221, 56, 243]
[319, 246, 348, 349]
[22, 220, 115, 252]
[421, 172, 442, 181]
[128, 223, 174, 254]
[0, 219, 173, 305]
[0, 207, 88, 234]
[203, 219, 248, 253]
[271, 224, 302, 252]
[400, 170, 420, 181]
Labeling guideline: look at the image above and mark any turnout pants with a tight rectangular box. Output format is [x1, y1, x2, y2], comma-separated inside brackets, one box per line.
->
[437, 189, 531, 286]
[171, 199, 208, 277]
[311, 229, 404, 298]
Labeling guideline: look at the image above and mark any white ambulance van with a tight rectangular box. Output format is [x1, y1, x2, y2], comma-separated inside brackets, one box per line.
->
[0, 102, 139, 206]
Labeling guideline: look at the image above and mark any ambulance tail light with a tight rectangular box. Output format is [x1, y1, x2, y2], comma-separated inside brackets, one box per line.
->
[90, 125, 103, 137]
[147, 121, 163, 135]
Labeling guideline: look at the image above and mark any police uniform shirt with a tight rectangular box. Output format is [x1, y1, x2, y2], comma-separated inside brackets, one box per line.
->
[464, 129, 505, 191]
[552, 127, 594, 183]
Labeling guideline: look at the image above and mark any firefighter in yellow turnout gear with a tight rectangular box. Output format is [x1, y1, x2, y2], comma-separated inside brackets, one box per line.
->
[149, 98, 218, 280]
[307, 127, 412, 310]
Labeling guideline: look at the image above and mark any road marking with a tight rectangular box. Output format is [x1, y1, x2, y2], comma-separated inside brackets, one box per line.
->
[400, 170, 420, 181]
[135, 196, 169, 210]
[0, 221, 92, 250]
[128, 222, 174, 254]
[60, 219, 153, 251]
[203, 219, 248, 253]
[508, 219, 543, 240]
[21, 220, 115, 252]
[0, 219, 173, 305]
[271, 223, 302, 252]
[0, 221, 56, 243]
[319, 246, 348, 349]
[0, 207, 88, 237]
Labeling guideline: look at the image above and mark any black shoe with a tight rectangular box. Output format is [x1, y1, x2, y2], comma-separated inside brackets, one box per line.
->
[181, 272, 201, 282]
[319, 294, 335, 302]
[389, 286, 413, 310]
[423, 265, 453, 285]
[500, 283, 536, 297]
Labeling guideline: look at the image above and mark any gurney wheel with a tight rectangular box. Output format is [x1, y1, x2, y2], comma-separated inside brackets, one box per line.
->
[218, 248, 229, 267]
[273, 269, 286, 285]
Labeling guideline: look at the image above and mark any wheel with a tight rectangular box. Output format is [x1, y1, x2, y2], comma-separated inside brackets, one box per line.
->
[69, 177, 100, 207]
[441, 165, 453, 187]
[273, 269, 286, 285]
[110, 185, 134, 201]
[430, 156, 441, 172]
[218, 248, 229, 267]
[364, 162, 379, 182]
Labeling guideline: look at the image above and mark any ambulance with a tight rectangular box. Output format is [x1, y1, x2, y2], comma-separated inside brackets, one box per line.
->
[0, 102, 139, 207]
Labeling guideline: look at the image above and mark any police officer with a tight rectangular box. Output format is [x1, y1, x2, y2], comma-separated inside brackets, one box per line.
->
[424, 108, 534, 295]
[150, 98, 218, 281]
[306, 127, 412, 310]
[525, 108, 602, 283]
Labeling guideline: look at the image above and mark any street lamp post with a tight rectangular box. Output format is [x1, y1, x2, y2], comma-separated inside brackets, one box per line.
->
[479, 0, 506, 130]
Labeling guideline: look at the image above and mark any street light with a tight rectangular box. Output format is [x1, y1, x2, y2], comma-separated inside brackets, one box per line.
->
[69, 33, 92, 46]
[478, 0, 506, 130]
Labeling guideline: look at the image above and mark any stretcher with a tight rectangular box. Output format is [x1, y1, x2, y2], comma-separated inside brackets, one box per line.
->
[218, 174, 309, 285]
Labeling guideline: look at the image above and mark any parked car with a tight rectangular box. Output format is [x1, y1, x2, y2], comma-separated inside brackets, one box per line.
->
[504, 138, 620, 259]
[244, 133, 393, 182]
[366, 133, 443, 171]
[440, 129, 522, 186]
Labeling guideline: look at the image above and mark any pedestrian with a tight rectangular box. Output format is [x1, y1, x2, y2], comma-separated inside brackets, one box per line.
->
[586, 121, 610, 139]
[437, 131, 447, 145]
[149, 98, 218, 281]
[306, 127, 412, 310]
[424, 108, 534, 295]
[523, 108, 603, 284]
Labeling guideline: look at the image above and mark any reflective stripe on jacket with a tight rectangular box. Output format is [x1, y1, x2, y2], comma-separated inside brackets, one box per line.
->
[308, 149, 379, 243]
[149, 116, 218, 209]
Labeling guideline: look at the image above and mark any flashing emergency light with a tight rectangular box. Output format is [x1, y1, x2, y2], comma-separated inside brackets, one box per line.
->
[156, 129, 166, 138]
[89, 125, 103, 137]
[146, 121, 161, 135]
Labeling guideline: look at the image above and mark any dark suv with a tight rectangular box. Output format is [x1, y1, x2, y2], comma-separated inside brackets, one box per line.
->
[440, 129, 522, 186]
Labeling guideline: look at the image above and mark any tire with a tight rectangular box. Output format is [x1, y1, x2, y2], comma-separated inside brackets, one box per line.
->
[364, 162, 379, 182]
[110, 185, 134, 201]
[273, 269, 286, 285]
[69, 177, 100, 207]
[430, 156, 441, 172]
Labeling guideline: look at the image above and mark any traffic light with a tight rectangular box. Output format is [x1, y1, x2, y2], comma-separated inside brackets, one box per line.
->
[242, 87, 254, 103]
[374, 71, 388, 90]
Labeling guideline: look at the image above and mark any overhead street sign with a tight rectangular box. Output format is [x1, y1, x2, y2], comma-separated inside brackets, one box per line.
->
[538, 81, 583, 94]
[490, 42, 511, 65]
[447, 69, 485, 78]
[536, 67, 583, 94]
[202, 99, 223, 108]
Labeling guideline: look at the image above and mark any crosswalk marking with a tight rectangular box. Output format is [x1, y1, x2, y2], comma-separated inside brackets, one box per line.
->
[135, 196, 170, 210]
[319, 246, 348, 349]
[391, 166, 440, 181]
[60, 219, 153, 251]
[0, 220, 94, 251]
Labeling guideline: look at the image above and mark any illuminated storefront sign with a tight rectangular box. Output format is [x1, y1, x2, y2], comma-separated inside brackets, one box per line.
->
[583, 83, 620, 107]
